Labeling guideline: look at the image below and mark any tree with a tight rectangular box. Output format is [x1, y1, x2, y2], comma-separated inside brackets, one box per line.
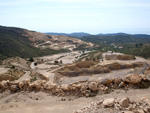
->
[34, 62, 37, 66]
[29, 57, 34, 62]
[60, 60, 63, 64]
[54, 60, 59, 64]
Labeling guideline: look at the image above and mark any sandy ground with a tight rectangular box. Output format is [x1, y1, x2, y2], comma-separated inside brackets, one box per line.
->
[29, 51, 89, 83]
[18, 71, 31, 82]
[58, 68, 134, 85]
[0, 88, 150, 113]
[28, 51, 150, 85]
[0, 67, 9, 74]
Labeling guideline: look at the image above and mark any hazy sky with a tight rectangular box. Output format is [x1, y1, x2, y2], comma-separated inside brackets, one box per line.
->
[0, 0, 150, 34]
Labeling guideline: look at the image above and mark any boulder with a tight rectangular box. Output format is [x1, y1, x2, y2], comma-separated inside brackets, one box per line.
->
[118, 82, 125, 88]
[123, 111, 134, 113]
[120, 97, 130, 108]
[61, 84, 69, 91]
[18, 81, 24, 89]
[8, 80, 19, 86]
[19, 79, 30, 90]
[29, 80, 42, 90]
[0, 80, 9, 89]
[88, 82, 98, 91]
[145, 74, 150, 81]
[10, 85, 18, 92]
[99, 78, 112, 86]
[103, 98, 115, 107]
[123, 74, 142, 84]
[114, 77, 122, 85]
[43, 82, 53, 90]
[135, 109, 145, 113]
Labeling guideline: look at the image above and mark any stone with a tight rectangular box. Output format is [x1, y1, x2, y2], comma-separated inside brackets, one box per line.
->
[61, 84, 69, 91]
[118, 82, 125, 88]
[123, 111, 134, 113]
[0, 80, 8, 89]
[10, 85, 18, 92]
[8, 80, 19, 86]
[88, 82, 98, 91]
[135, 109, 145, 113]
[29, 80, 41, 90]
[19, 79, 30, 90]
[145, 74, 150, 81]
[102, 98, 115, 107]
[123, 74, 142, 84]
[18, 81, 24, 89]
[43, 82, 53, 90]
[120, 97, 130, 108]
[100, 78, 112, 86]
[114, 77, 122, 85]
[142, 107, 150, 113]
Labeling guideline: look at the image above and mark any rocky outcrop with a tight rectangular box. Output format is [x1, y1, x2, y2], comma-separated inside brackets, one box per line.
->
[75, 97, 150, 113]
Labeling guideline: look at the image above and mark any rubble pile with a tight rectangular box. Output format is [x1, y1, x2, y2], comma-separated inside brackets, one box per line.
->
[74, 97, 150, 113]
[0, 71, 150, 97]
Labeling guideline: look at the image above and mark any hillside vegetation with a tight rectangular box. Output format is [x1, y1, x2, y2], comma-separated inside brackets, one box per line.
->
[0, 26, 93, 61]
[81, 35, 150, 58]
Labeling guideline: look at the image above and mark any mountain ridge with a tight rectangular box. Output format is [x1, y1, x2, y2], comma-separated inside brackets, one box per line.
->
[0, 25, 93, 61]
[46, 32, 150, 38]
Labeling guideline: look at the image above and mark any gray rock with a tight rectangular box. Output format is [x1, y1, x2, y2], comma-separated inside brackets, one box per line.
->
[103, 98, 115, 107]
[120, 97, 130, 108]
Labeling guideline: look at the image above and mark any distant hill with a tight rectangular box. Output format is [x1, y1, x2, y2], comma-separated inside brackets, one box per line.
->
[81, 34, 150, 44]
[80, 34, 150, 59]
[46, 32, 150, 39]
[46, 32, 91, 38]
[0, 26, 94, 61]
[97, 33, 129, 36]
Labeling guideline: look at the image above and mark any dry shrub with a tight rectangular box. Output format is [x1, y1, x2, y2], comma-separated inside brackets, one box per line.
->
[75, 61, 95, 68]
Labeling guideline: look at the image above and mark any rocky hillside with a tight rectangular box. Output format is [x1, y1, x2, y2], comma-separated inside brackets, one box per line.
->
[0, 26, 94, 60]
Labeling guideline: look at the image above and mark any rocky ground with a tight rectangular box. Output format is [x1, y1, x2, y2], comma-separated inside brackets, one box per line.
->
[0, 89, 150, 113]
[0, 52, 150, 113]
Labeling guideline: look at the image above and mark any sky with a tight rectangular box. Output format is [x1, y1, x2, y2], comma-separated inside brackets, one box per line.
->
[0, 0, 150, 34]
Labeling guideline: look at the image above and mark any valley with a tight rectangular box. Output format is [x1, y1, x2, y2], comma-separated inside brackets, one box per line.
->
[1, 26, 150, 113]
[1, 49, 150, 113]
